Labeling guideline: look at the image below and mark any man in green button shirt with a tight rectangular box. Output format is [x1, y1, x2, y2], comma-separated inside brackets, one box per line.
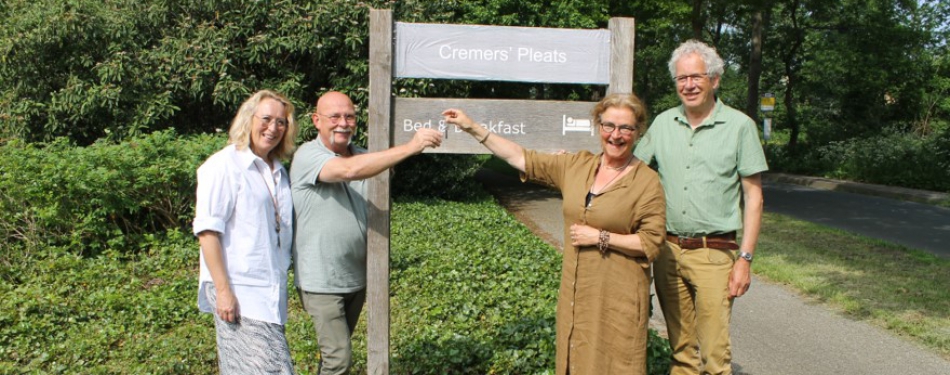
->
[634, 39, 768, 375]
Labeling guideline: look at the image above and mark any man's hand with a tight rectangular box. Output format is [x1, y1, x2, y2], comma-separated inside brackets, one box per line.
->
[729, 259, 752, 299]
[409, 128, 443, 153]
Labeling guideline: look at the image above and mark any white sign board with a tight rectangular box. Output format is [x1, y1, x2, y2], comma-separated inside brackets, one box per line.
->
[395, 23, 610, 84]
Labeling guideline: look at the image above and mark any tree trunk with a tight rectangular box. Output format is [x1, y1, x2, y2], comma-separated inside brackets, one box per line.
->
[784, 64, 799, 151]
[782, 0, 804, 152]
[692, 0, 705, 40]
[746, 9, 766, 122]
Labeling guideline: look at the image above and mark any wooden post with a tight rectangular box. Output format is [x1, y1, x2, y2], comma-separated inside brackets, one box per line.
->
[608, 17, 636, 94]
[367, 8, 392, 375]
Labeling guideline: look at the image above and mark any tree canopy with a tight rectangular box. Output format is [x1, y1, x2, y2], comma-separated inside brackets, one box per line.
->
[2, 0, 948, 165]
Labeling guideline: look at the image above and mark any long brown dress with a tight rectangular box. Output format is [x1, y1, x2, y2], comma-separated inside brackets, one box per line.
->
[522, 150, 666, 375]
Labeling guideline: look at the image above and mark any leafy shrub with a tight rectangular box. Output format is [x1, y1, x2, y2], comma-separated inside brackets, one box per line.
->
[0, 130, 225, 254]
[0, 0, 629, 146]
[0, 0, 390, 144]
[817, 128, 950, 192]
[392, 154, 486, 200]
[767, 128, 950, 193]
[763, 142, 830, 176]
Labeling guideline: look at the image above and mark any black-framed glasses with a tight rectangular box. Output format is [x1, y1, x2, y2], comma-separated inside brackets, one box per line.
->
[254, 115, 289, 129]
[600, 122, 638, 135]
[674, 73, 708, 84]
[318, 113, 357, 124]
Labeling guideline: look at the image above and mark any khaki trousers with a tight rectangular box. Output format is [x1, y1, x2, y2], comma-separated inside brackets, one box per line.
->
[299, 289, 366, 375]
[654, 241, 736, 375]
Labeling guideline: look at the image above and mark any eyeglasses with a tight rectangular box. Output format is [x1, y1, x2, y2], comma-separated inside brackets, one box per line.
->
[254, 115, 288, 129]
[318, 113, 357, 124]
[674, 73, 708, 84]
[600, 122, 638, 135]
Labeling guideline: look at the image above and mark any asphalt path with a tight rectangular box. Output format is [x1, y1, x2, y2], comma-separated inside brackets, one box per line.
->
[763, 181, 950, 259]
[475, 170, 950, 375]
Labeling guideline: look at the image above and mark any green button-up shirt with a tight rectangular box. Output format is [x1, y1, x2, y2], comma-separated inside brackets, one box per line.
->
[634, 99, 768, 237]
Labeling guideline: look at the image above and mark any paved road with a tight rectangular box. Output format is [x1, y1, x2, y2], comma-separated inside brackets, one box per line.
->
[763, 181, 950, 259]
[476, 170, 950, 375]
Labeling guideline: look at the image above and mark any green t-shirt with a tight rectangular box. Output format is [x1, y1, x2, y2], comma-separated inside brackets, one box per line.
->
[634, 99, 768, 237]
[290, 139, 368, 293]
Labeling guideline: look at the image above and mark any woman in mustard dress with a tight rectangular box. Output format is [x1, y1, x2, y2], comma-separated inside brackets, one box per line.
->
[443, 93, 666, 374]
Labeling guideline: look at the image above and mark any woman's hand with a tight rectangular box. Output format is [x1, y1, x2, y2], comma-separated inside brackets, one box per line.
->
[441, 108, 478, 133]
[216, 287, 240, 323]
[570, 223, 601, 248]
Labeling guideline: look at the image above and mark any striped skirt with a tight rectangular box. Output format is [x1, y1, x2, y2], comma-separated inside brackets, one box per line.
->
[205, 283, 295, 374]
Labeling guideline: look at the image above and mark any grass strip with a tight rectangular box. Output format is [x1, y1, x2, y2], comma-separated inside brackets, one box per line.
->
[755, 212, 950, 358]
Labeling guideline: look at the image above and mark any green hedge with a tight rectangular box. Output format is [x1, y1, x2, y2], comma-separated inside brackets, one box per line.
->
[0, 131, 485, 254]
[0, 130, 224, 255]
[0, 0, 612, 145]
[0, 0, 389, 143]
[392, 154, 486, 200]
[766, 128, 950, 193]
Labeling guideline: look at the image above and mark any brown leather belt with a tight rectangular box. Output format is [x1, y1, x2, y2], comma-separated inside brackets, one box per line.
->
[666, 232, 739, 250]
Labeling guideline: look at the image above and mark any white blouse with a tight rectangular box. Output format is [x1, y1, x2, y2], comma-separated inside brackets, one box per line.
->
[193, 145, 293, 325]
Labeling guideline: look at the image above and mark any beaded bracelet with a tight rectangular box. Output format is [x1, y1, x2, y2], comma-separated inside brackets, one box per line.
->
[598, 230, 610, 255]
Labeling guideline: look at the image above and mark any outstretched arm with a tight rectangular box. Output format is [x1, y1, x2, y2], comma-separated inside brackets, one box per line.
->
[442, 108, 526, 172]
[318, 128, 443, 183]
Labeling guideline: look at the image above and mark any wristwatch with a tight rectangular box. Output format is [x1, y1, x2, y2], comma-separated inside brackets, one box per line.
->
[738, 251, 754, 262]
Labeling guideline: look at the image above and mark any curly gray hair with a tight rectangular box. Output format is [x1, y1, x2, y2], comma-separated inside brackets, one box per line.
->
[667, 39, 725, 79]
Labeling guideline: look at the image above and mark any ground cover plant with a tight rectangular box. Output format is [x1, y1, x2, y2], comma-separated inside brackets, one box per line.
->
[0, 198, 669, 374]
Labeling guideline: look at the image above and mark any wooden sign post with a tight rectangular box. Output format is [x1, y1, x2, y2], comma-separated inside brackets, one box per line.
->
[366, 9, 394, 375]
[366, 9, 634, 374]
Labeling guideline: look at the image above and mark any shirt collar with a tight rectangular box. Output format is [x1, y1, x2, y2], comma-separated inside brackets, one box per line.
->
[674, 97, 725, 129]
[313, 136, 355, 157]
[233, 144, 282, 173]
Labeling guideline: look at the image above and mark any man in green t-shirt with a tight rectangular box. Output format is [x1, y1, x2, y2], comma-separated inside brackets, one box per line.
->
[290, 91, 442, 375]
[634, 40, 768, 375]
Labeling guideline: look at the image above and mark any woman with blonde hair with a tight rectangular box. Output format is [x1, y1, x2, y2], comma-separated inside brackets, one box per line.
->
[193, 90, 299, 374]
